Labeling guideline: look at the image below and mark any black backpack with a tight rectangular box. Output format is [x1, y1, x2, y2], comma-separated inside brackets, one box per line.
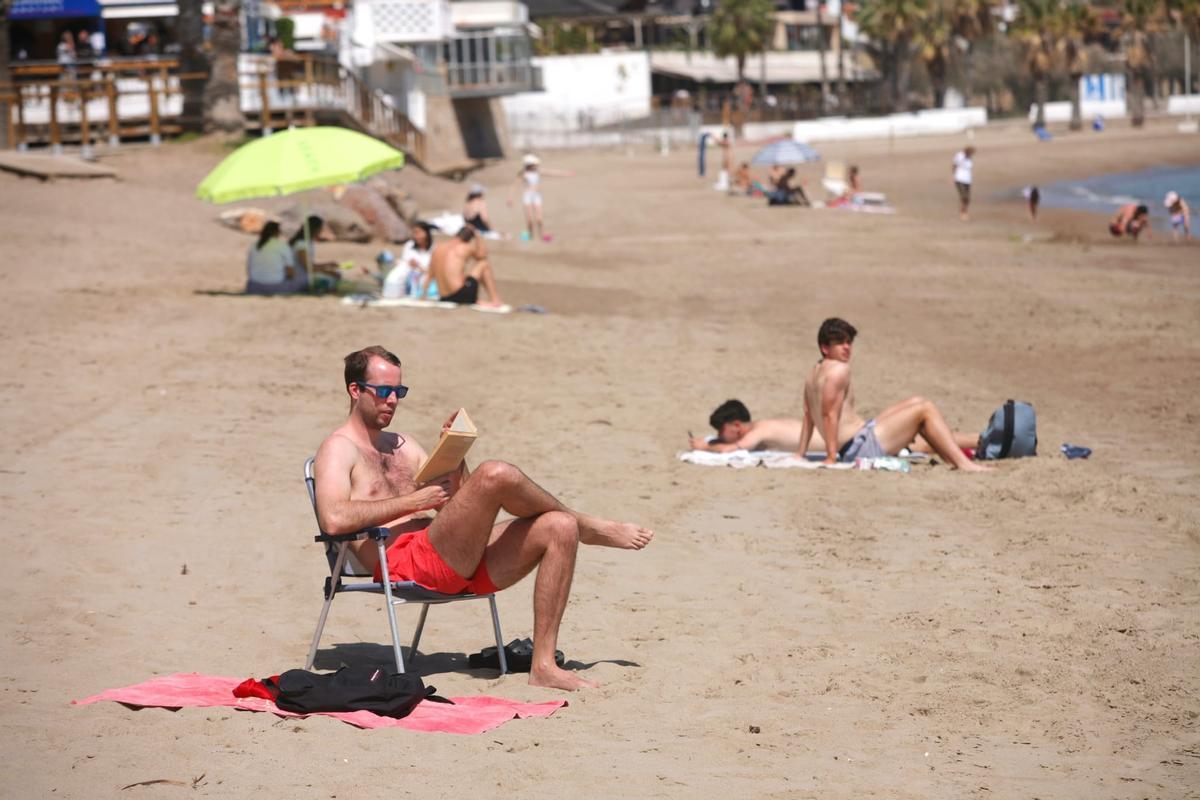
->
[272, 666, 449, 718]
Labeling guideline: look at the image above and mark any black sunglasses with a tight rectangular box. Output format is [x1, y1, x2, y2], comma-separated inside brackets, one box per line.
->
[356, 382, 409, 400]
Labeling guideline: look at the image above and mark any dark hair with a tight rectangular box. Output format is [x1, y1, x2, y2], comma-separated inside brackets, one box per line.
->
[256, 221, 281, 251]
[709, 399, 751, 431]
[344, 346, 400, 387]
[456, 225, 476, 243]
[410, 222, 435, 251]
[818, 318, 857, 350]
[1135, 204, 1149, 216]
[466, 190, 483, 200]
[289, 215, 324, 246]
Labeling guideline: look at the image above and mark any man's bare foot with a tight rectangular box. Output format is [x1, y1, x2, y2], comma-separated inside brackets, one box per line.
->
[577, 515, 654, 550]
[529, 664, 599, 691]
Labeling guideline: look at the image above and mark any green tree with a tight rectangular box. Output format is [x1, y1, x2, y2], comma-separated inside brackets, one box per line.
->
[1164, 0, 1198, 94]
[1122, 0, 1165, 127]
[1058, 1, 1096, 130]
[857, 0, 930, 111]
[1014, 0, 1061, 129]
[178, 0, 208, 134]
[710, 0, 775, 82]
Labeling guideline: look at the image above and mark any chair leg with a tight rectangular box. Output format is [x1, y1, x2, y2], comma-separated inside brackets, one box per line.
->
[378, 540, 406, 673]
[489, 594, 508, 675]
[306, 543, 352, 670]
[305, 589, 337, 671]
[410, 603, 430, 658]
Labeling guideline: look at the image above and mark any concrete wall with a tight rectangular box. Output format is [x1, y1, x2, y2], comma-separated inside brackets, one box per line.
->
[789, 108, 987, 143]
[501, 51, 653, 133]
[1027, 100, 1126, 123]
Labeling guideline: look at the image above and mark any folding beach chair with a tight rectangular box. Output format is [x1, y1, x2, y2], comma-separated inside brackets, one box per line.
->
[303, 458, 508, 674]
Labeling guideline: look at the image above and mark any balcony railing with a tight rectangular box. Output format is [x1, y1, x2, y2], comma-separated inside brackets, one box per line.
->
[442, 31, 539, 97]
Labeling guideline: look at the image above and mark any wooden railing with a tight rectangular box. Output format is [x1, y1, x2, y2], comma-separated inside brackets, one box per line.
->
[2, 54, 427, 166]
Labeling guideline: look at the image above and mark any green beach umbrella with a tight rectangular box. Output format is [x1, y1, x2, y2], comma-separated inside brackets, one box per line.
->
[195, 126, 405, 204]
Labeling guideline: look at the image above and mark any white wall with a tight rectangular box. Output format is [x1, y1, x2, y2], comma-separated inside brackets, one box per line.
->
[1027, 100, 1126, 123]
[790, 108, 987, 143]
[501, 51, 652, 132]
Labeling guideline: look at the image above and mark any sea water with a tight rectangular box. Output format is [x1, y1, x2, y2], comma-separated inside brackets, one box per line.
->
[1031, 163, 1200, 221]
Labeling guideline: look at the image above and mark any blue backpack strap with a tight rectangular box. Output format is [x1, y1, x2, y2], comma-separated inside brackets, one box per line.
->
[998, 400, 1015, 459]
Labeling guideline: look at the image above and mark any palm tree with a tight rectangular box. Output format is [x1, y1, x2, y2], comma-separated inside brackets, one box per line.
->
[178, 0, 207, 133]
[1122, 0, 1164, 127]
[857, 0, 931, 111]
[914, 1, 954, 107]
[203, 0, 245, 134]
[1058, 1, 1096, 130]
[945, 0, 995, 105]
[710, 0, 776, 83]
[1014, 0, 1061, 129]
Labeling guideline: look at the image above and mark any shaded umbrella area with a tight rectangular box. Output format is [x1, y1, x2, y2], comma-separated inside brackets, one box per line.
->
[750, 139, 821, 166]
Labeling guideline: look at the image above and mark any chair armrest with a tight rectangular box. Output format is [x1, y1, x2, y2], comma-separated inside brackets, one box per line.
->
[314, 526, 390, 543]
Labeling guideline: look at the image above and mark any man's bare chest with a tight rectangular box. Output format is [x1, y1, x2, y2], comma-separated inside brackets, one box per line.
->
[352, 450, 416, 500]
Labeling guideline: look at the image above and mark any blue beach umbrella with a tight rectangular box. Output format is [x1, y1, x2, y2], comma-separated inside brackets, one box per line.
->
[750, 139, 821, 166]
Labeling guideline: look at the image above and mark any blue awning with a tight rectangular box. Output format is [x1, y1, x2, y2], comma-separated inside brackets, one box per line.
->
[10, 0, 102, 19]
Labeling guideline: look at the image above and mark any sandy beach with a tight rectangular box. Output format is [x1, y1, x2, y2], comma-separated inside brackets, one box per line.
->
[1, 119, 1198, 798]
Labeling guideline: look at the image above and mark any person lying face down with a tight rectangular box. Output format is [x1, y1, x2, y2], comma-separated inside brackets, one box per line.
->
[689, 399, 826, 453]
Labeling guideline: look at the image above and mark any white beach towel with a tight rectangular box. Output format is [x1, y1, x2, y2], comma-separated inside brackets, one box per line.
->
[341, 295, 513, 314]
[677, 450, 853, 470]
[678, 449, 923, 471]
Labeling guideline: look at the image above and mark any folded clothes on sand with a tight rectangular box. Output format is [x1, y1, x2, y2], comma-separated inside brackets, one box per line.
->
[73, 673, 565, 734]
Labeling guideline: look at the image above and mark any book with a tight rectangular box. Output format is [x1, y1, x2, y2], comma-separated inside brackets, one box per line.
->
[414, 408, 477, 484]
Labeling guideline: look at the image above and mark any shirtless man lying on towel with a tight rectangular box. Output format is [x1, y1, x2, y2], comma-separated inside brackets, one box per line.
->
[796, 318, 990, 472]
[424, 224, 505, 306]
[689, 399, 826, 453]
[313, 346, 654, 690]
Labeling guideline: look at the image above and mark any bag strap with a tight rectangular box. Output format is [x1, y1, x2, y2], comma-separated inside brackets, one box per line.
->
[998, 399, 1015, 459]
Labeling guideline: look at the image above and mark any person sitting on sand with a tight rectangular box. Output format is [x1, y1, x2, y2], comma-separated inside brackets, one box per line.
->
[463, 185, 496, 236]
[733, 162, 753, 195]
[1109, 203, 1151, 242]
[768, 168, 810, 207]
[689, 399, 827, 453]
[245, 221, 306, 295]
[313, 346, 654, 690]
[380, 222, 435, 299]
[1164, 191, 1191, 241]
[424, 224, 504, 306]
[796, 318, 989, 472]
[290, 216, 341, 290]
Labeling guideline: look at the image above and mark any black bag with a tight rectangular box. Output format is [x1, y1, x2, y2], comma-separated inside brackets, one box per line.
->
[468, 637, 564, 673]
[273, 666, 449, 718]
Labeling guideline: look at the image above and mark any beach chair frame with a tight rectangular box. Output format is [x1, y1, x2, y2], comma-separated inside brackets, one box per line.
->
[303, 458, 508, 675]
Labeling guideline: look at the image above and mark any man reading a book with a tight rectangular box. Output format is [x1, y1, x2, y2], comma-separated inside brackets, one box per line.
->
[313, 346, 654, 691]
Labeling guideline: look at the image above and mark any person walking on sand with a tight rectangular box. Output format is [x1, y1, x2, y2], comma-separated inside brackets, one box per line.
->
[1164, 191, 1192, 241]
[953, 146, 975, 221]
[796, 318, 990, 472]
[714, 132, 732, 192]
[313, 346, 654, 690]
[424, 224, 504, 306]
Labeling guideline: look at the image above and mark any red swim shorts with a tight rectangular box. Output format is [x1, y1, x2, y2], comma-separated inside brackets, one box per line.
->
[372, 528, 497, 595]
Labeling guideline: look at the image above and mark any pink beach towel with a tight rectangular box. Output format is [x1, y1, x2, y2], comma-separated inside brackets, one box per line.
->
[74, 673, 566, 734]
